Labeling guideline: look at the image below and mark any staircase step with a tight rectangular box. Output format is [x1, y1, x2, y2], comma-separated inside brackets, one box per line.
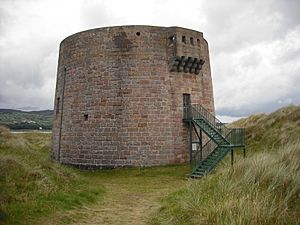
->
[204, 161, 217, 166]
[193, 171, 206, 176]
[189, 105, 246, 179]
[200, 165, 212, 169]
[214, 137, 222, 140]
[195, 169, 206, 173]
[207, 155, 219, 160]
[201, 164, 213, 168]
[190, 114, 236, 179]
[207, 154, 220, 159]
[191, 174, 203, 179]
[210, 152, 222, 156]
[214, 136, 224, 140]
[206, 155, 216, 159]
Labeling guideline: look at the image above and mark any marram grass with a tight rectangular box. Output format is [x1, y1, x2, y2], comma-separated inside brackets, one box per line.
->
[150, 146, 299, 224]
[0, 126, 104, 225]
[0, 105, 299, 225]
[150, 105, 300, 225]
[0, 126, 189, 225]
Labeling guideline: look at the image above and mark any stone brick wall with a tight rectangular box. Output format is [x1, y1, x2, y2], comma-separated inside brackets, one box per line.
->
[51, 25, 215, 168]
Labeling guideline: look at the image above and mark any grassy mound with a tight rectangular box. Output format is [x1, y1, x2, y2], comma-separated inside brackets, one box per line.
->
[230, 104, 300, 153]
[150, 105, 300, 225]
[0, 126, 104, 225]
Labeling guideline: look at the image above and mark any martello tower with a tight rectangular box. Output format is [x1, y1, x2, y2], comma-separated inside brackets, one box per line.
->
[51, 25, 215, 168]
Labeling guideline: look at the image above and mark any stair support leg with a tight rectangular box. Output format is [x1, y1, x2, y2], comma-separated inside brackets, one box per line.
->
[243, 146, 246, 159]
[200, 130, 203, 161]
[189, 120, 193, 164]
[192, 122, 203, 161]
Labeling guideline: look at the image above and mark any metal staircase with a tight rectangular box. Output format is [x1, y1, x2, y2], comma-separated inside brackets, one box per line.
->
[184, 104, 246, 178]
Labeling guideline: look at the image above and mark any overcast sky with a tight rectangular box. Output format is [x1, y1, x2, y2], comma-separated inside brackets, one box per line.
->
[0, 0, 299, 121]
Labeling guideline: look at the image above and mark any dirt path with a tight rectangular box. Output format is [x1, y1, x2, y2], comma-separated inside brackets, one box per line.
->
[44, 167, 189, 225]
[70, 184, 162, 225]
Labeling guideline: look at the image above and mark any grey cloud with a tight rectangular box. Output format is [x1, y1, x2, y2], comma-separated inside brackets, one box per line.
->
[0, 50, 57, 109]
[0, 0, 299, 117]
[216, 66, 300, 117]
[0, 7, 10, 35]
[274, 47, 300, 65]
[0, 0, 62, 110]
[202, 0, 300, 55]
[199, 0, 300, 118]
[80, 0, 112, 28]
[0, 40, 57, 88]
[218, 95, 300, 117]
[239, 50, 262, 69]
[0, 38, 58, 109]
[272, 0, 300, 29]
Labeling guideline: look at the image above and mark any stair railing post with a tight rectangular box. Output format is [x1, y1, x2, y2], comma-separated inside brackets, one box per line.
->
[231, 149, 234, 166]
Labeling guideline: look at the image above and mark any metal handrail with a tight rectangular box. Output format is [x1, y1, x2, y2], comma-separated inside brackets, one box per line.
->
[191, 128, 234, 168]
[190, 104, 231, 137]
[188, 104, 246, 173]
[191, 138, 217, 170]
[226, 128, 245, 146]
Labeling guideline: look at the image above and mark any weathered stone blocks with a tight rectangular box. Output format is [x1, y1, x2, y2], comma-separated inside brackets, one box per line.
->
[51, 25, 215, 168]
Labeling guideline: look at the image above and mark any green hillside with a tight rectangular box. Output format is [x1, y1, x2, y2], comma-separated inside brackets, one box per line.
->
[0, 109, 53, 130]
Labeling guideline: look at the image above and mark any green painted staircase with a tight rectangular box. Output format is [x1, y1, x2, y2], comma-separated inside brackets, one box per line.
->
[191, 146, 230, 178]
[184, 104, 246, 179]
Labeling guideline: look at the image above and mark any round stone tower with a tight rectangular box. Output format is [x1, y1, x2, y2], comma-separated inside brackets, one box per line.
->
[51, 25, 215, 168]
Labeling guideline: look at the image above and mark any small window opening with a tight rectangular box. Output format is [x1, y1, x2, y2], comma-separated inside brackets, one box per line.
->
[136, 32, 140, 36]
[84, 114, 88, 121]
[169, 36, 175, 44]
[182, 36, 186, 43]
[56, 97, 60, 115]
[197, 38, 200, 45]
[190, 37, 194, 45]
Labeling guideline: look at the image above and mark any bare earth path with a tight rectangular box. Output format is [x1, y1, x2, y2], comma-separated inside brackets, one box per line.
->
[43, 166, 189, 225]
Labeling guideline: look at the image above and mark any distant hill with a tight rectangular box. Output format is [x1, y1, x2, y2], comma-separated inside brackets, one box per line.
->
[0, 109, 53, 130]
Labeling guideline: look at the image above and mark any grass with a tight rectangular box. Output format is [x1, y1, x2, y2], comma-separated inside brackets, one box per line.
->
[230, 104, 300, 154]
[149, 142, 300, 225]
[0, 126, 104, 224]
[149, 105, 300, 225]
[54, 165, 188, 225]
[0, 126, 189, 225]
[0, 104, 299, 225]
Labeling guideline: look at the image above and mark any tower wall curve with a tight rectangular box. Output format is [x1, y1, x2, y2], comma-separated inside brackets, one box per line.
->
[51, 25, 215, 168]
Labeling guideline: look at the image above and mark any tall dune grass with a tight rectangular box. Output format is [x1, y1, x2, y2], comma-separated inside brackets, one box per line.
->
[150, 142, 300, 225]
[230, 105, 300, 153]
[150, 105, 300, 225]
[0, 126, 103, 225]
